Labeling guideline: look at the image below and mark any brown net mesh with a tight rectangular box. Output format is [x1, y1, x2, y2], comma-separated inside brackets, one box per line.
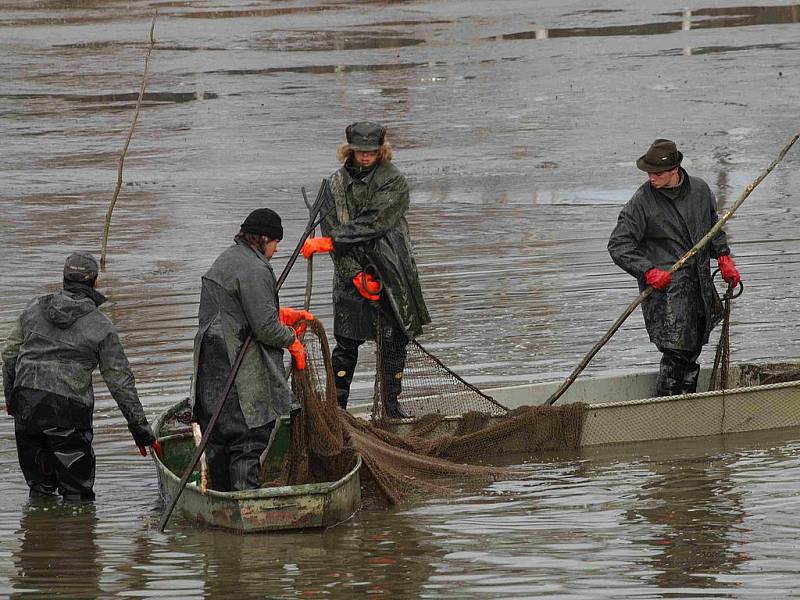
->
[371, 311, 508, 420]
[276, 318, 587, 505]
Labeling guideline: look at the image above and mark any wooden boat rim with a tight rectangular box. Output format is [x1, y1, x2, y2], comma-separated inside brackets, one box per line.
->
[153, 401, 362, 501]
[587, 377, 800, 410]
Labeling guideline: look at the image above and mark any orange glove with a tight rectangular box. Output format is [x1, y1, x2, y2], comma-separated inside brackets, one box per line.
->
[717, 255, 741, 287]
[138, 441, 162, 459]
[288, 337, 306, 370]
[352, 271, 380, 301]
[279, 307, 314, 336]
[301, 237, 334, 260]
[644, 268, 672, 291]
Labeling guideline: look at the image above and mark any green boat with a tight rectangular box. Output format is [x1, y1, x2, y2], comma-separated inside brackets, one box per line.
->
[153, 399, 362, 533]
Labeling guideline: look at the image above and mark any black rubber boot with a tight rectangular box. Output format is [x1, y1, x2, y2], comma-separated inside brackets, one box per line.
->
[15, 425, 96, 500]
[379, 326, 409, 418]
[682, 364, 701, 394]
[331, 335, 364, 409]
[655, 362, 685, 397]
[385, 399, 410, 419]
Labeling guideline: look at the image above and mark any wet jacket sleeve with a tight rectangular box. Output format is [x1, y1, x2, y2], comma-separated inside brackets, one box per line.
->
[320, 206, 363, 279]
[238, 270, 295, 350]
[608, 196, 653, 280]
[331, 174, 410, 250]
[97, 329, 155, 446]
[1, 316, 23, 406]
[706, 190, 731, 259]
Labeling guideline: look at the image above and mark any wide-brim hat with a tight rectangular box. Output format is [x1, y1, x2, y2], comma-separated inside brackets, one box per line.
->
[636, 138, 683, 173]
[346, 121, 386, 151]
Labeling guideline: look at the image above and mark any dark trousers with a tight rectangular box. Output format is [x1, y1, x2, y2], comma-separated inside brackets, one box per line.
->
[331, 329, 409, 410]
[655, 346, 702, 397]
[195, 387, 273, 492]
[15, 423, 95, 500]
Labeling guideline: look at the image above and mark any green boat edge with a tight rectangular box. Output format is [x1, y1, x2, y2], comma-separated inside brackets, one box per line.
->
[153, 398, 362, 533]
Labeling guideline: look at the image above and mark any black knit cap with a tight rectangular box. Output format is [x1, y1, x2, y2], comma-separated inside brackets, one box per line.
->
[240, 208, 283, 240]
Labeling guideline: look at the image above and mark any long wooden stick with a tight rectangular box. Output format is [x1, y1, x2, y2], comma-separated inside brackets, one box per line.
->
[546, 129, 800, 406]
[301, 186, 315, 311]
[100, 11, 158, 269]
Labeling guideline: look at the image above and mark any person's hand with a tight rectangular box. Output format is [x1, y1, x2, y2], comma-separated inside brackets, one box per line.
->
[301, 237, 334, 260]
[138, 441, 163, 459]
[717, 255, 741, 287]
[288, 337, 306, 370]
[352, 272, 380, 301]
[644, 268, 672, 291]
[279, 307, 314, 336]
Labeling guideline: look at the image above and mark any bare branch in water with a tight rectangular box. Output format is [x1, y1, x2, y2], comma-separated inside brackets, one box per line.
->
[100, 11, 158, 269]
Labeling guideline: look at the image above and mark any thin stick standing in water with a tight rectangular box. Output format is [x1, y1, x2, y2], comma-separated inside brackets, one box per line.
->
[301, 186, 315, 311]
[100, 11, 158, 269]
[546, 128, 800, 406]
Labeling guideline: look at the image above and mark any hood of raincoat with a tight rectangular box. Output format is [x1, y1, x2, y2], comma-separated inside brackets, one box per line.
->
[42, 287, 106, 329]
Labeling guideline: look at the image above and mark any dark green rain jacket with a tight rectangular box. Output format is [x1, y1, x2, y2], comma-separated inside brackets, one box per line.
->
[608, 170, 730, 351]
[1, 286, 154, 445]
[191, 240, 298, 429]
[320, 159, 431, 341]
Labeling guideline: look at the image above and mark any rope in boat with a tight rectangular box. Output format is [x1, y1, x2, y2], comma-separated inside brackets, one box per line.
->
[710, 274, 744, 391]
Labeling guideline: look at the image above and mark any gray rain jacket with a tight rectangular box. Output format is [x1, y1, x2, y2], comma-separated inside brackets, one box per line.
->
[608, 170, 730, 351]
[191, 240, 298, 429]
[1, 286, 154, 446]
[321, 160, 431, 341]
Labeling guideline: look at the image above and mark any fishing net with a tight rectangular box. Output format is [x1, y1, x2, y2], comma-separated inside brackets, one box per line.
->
[371, 312, 508, 420]
[709, 280, 739, 391]
[281, 318, 587, 505]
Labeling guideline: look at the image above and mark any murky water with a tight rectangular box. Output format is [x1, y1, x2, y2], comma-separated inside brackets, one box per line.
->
[2, 1, 800, 597]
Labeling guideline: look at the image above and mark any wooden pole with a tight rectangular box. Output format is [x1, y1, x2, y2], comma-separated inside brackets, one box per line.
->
[100, 11, 158, 269]
[301, 186, 315, 311]
[546, 129, 800, 406]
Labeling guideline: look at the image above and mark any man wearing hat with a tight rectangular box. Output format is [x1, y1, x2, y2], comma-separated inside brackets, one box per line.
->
[2, 252, 159, 499]
[191, 208, 310, 491]
[300, 121, 431, 418]
[608, 139, 742, 396]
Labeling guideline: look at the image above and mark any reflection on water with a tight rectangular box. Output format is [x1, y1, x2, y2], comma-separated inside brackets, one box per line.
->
[253, 30, 425, 53]
[495, 4, 800, 41]
[202, 61, 435, 77]
[626, 457, 747, 590]
[11, 501, 101, 599]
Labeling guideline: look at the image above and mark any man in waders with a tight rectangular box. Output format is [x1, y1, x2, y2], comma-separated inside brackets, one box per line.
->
[2, 252, 159, 500]
[191, 208, 310, 491]
[301, 121, 431, 418]
[608, 139, 742, 396]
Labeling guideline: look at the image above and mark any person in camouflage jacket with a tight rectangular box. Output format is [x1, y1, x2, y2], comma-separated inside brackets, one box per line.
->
[1, 252, 157, 499]
[301, 122, 431, 417]
[608, 139, 742, 396]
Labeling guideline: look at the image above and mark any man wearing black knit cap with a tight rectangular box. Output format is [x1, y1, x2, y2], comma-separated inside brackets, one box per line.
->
[191, 208, 311, 491]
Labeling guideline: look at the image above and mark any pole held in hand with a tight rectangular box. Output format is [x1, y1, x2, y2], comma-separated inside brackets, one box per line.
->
[546, 130, 800, 406]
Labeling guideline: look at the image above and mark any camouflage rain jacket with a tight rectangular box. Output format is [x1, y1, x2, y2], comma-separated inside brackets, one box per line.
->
[320, 159, 431, 341]
[608, 169, 730, 351]
[1, 285, 155, 446]
[191, 240, 298, 429]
